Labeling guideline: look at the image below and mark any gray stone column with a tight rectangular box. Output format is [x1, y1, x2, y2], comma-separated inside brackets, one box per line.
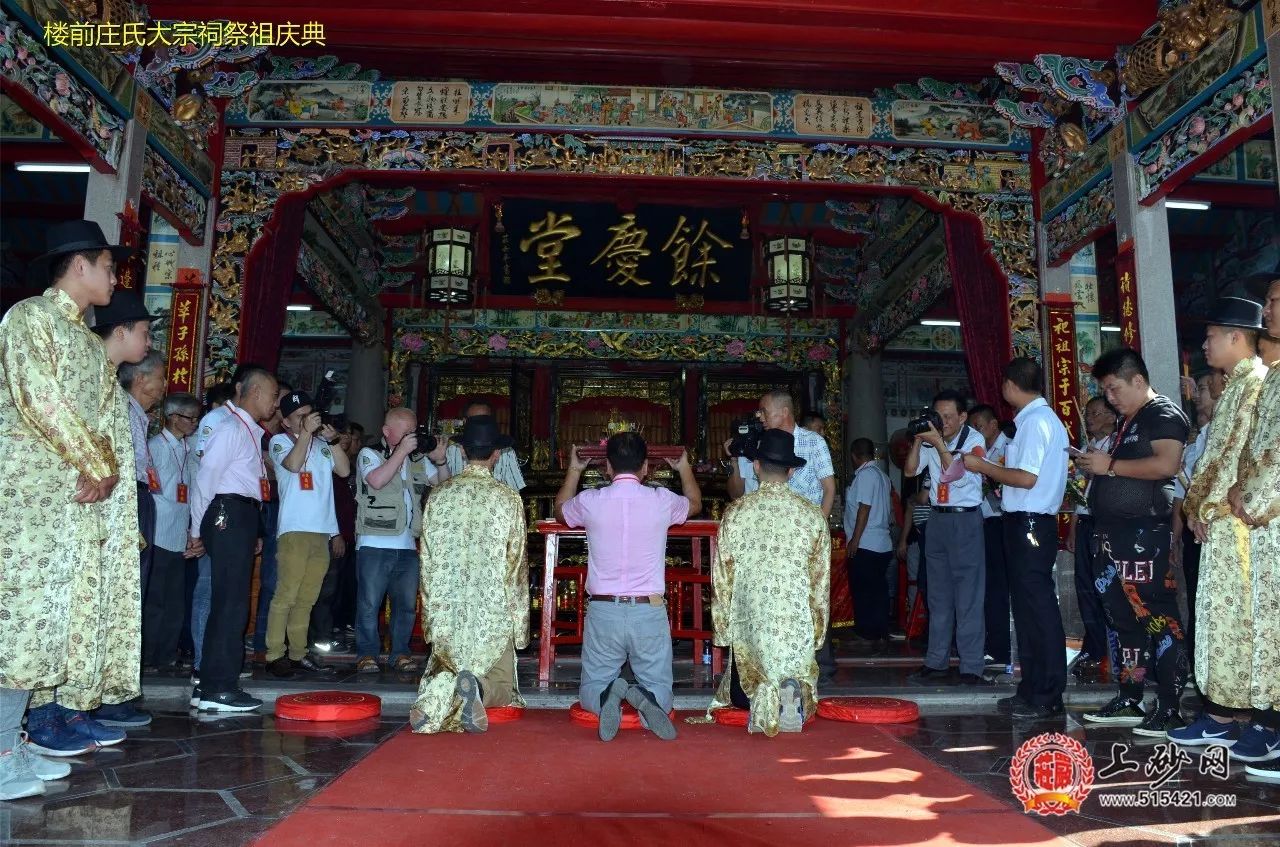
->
[846, 350, 886, 459]
[83, 118, 146, 241]
[1113, 152, 1179, 399]
[346, 340, 387, 434]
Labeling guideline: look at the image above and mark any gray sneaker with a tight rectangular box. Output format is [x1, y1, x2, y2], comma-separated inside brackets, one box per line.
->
[597, 678, 630, 742]
[14, 734, 71, 782]
[456, 671, 488, 734]
[778, 679, 804, 733]
[624, 685, 677, 741]
[1, 732, 45, 801]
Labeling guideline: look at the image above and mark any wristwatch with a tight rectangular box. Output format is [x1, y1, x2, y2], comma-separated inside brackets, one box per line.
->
[1106, 458, 1116, 477]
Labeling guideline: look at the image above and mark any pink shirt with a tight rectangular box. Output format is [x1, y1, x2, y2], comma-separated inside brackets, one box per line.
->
[560, 474, 690, 596]
[190, 401, 266, 536]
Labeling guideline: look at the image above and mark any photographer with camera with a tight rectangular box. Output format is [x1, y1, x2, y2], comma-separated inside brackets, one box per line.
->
[263, 391, 350, 679]
[724, 391, 834, 518]
[353, 408, 449, 675]
[903, 389, 990, 686]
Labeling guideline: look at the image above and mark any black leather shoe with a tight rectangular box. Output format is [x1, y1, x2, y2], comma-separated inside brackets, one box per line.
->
[1012, 700, 1065, 720]
[267, 657, 295, 679]
[294, 655, 335, 674]
[907, 665, 952, 685]
[958, 673, 994, 686]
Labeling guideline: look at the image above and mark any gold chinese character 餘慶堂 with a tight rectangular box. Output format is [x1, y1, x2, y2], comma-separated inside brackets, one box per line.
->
[591, 213, 652, 287]
[519, 211, 582, 284]
[662, 216, 731, 288]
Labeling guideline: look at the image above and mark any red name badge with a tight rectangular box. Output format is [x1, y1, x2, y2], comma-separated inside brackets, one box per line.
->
[176, 483, 188, 504]
[146, 466, 161, 492]
[937, 482, 950, 505]
[299, 471, 314, 491]
[260, 477, 272, 502]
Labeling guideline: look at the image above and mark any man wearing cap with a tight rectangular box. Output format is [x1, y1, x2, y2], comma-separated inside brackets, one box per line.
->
[410, 416, 528, 734]
[556, 433, 701, 742]
[1, 221, 134, 798]
[264, 391, 350, 678]
[1229, 278, 1280, 779]
[707, 429, 830, 736]
[1168, 297, 1272, 755]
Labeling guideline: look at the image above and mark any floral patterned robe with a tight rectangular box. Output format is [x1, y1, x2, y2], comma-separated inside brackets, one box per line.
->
[0, 289, 140, 707]
[1236, 359, 1279, 711]
[707, 481, 830, 736]
[1184, 355, 1267, 709]
[411, 465, 528, 733]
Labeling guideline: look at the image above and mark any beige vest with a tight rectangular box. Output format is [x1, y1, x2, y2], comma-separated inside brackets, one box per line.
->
[356, 452, 433, 538]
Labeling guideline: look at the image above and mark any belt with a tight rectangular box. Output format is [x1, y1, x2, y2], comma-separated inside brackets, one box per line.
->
[932, 505, 979, 513]
[213, 492, 260, 506]
[588, 594, 662, 605]
[1003, 510, 1056, 519]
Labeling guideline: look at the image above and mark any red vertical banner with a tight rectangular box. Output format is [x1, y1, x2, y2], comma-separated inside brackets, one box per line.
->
[165, 268, 204, 393]
[1045, 300, 1081, 445]
[1114, 245, 1140, 351]
[114, 200, 145, 290]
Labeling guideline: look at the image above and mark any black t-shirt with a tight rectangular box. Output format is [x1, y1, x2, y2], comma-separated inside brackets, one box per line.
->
[1088, 394, 1189, 522]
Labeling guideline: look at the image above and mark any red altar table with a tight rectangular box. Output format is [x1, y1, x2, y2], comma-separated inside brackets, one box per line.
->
[534, 519, 722, 686]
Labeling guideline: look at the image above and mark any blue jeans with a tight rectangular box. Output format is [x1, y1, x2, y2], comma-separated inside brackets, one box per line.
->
[191, 555, 211, 671]
[252, 500, 280, 652]
[355, 547, 418, 660]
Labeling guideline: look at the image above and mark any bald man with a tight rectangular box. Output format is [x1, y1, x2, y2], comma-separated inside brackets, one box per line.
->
[353, 407, 449, 674]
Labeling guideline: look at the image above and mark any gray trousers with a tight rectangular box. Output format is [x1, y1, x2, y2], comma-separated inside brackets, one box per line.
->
[579, 601, 673, 713]
[924, 510, 987, 676]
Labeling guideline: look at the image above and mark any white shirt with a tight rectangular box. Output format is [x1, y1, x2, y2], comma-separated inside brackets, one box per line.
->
[1172, 425, 1209, 500]
[1002, 397, 1070, 515]
[269, 433, 339, 537]
[844, 460, 893, 553]
[737, 424, 835, 507]
[190, 402, 267, 536]
[149, 428, 197, 553]
[445, 442, 525, 491]
[355, 446, 437, 550]
[194, 405, 230, 460]
[980, 431, 1011, 518]
[917, 424, 987, 508]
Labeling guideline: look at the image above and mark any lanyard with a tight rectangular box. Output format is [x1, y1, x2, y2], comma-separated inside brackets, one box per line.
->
[1109, 398, 1154, 457]
[286, 431, 314, 472]
[164, 432, 188, 484]
[232, 408, 267, 480]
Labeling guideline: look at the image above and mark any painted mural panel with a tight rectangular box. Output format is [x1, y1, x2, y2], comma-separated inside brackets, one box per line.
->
[0, 93, 45, 138]
[891, 100, 1010, 146]
[792, 94, 872, 138]
[490, 83, 773, 133]
[387, 81, 470, 124]
[245, 80, 373, 123]
[1243, 139, 1275, 182]
[1040, 127, 1118, 216]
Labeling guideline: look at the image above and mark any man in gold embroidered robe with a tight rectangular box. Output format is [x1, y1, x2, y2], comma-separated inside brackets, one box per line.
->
[709, 429, 830, 736]
[1, 222, 137, 793]
[1173, 297, 1268, 750]
[1228, 279, 1280, 776]
[410, 416, 528, 734]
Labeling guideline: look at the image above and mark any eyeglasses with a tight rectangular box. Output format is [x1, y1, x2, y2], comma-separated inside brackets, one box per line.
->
[171, 413, 198, 422]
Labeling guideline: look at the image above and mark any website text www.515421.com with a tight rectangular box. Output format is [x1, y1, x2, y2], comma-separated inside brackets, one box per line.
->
[1096, 789, 1238, 809]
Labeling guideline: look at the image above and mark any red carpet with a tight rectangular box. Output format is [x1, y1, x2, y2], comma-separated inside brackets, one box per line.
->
[257, 710, 1071, 846]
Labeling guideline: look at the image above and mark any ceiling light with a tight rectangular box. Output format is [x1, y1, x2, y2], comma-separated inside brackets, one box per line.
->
[1166, 200, 1211, 211]
[1101, 325, 1121, 332]
[286, 304, 312, 312]
[15, 162, 91, 173]
[920, 319, 961, 327]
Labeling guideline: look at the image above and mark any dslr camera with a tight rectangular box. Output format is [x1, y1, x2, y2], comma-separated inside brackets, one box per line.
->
[906, 407, 944, 442]
[314, 370, 337, 426]
[409, 424, 438, 461]
[727, 417, 765, 459]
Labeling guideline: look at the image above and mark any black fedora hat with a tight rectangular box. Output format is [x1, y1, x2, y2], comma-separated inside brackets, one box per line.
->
[31, 220, 133, 282]
[751, 428, 806, 469]
[1203, 296, 1264, 331]
[451, 414, 514, 453]
[93, 288, 159, 330]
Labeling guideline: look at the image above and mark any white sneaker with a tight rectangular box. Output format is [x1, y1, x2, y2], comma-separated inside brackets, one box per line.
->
[778, 679, 804, 733]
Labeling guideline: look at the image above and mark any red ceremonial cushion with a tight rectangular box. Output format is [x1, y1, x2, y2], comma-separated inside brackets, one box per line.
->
[711, 707, 815, 727]
[274, 691, 382, 722]
[817, 696, 919, 724]
[485, 704, 525, 724]
[568, 701, 675, 730]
